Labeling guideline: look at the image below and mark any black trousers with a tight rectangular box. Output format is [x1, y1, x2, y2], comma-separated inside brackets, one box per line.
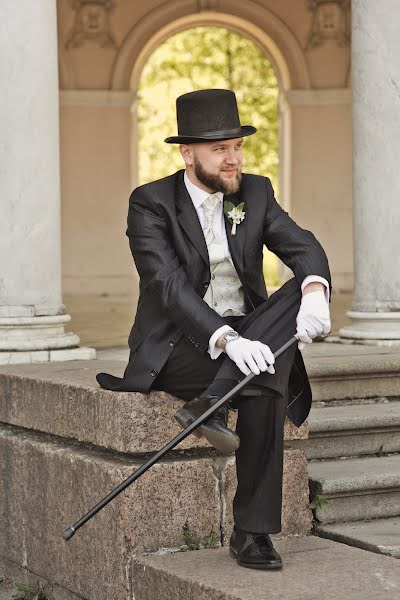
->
[151, 278, 302, 533]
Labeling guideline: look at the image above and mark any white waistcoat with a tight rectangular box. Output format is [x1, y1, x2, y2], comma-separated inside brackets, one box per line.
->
[203, 252, 247, 316]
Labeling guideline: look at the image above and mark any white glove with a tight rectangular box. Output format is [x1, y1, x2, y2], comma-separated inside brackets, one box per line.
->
[296, 290, 331, 350]
[225, 336, 275, 376]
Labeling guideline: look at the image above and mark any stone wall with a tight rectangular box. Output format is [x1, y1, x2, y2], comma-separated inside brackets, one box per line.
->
[0, 362, 311, 599]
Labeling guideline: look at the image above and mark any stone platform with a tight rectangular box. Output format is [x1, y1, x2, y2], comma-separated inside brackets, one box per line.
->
[132, 536, 400, 600]
[0, 359, 310, 600]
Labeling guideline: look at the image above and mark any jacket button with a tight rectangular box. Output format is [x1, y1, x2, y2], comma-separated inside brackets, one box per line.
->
[195, 342, 200, 348]
[151, 370, 158, 377]
[202, 281, 209, 288]
[169, 339, 176, 347]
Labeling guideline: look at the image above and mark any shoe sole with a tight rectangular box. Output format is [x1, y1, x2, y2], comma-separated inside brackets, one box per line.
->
[174, 409, 239, 453]
[229, 547, 283, 570]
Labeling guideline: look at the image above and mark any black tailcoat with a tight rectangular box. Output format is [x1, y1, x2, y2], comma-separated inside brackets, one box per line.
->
[97, 170, 331, 427]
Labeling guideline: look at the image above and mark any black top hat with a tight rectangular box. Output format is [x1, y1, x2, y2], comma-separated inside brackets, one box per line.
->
[164, 89, 256, 144]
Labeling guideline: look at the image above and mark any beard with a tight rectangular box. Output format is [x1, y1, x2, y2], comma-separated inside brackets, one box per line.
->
[193, 154, 242, 195]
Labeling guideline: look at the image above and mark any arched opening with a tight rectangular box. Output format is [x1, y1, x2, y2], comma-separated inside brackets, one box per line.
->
[135, 25, 281, 286]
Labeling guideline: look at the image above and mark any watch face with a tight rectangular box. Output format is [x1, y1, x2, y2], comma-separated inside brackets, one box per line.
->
[225, 331, 239, 343]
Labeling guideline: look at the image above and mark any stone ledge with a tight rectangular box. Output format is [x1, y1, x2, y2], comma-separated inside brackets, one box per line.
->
[132, 536, 400, 600]
[309, 454, 400, 523]
[0, 347, 95, 365]
[314, 516, 400, 558]
[292, 401, 400, 459]
[305, 350, 400, 402]
[0, 361, 306, 455]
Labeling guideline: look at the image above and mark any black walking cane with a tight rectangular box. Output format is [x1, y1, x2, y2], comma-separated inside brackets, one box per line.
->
[63, 335, 299, 541]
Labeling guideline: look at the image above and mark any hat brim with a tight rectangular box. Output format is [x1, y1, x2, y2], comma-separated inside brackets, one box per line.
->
[164, 125, 256, 144]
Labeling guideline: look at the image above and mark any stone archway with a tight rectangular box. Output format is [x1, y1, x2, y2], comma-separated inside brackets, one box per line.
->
[110, 3, 309, 216]
[111, 2, 310, 92]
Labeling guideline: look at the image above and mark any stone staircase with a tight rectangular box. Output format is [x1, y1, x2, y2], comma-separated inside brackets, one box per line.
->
[1, 342, 400, 599]
[291, 343, 400, 559]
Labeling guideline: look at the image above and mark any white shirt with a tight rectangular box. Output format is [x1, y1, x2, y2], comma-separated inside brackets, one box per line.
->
[183, 171, 329, 359]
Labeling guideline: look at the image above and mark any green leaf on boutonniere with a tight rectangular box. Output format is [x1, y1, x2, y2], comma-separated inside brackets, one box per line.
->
[223, 200, 235, 222]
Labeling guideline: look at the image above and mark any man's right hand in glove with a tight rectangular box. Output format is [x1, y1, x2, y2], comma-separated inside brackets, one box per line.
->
[224, 335, 275, 376]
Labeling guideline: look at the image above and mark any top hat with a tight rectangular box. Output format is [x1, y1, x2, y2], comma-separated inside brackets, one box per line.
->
[164, 89, 256, 144]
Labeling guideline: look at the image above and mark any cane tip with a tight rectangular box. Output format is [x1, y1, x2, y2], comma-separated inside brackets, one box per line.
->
[63, 527, 76, 541]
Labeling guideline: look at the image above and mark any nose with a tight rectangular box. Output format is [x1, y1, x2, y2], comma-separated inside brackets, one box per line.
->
[225, 148, 240, 165]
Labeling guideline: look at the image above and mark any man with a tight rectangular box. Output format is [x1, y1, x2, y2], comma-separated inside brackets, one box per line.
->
[97, 89, 331, 570]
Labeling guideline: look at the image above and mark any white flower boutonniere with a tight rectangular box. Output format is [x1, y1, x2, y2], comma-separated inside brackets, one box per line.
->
[223, 201, 245, 236]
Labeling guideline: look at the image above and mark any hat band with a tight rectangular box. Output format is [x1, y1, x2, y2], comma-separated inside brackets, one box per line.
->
[179, 126, 244, 139]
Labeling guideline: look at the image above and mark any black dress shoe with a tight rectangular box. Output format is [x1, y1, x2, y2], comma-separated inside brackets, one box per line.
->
[174, 395, 240, 453]
[229, 527, 283, 569]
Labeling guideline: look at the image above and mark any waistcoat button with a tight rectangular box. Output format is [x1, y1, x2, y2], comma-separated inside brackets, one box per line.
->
[151, 370, 158, 377]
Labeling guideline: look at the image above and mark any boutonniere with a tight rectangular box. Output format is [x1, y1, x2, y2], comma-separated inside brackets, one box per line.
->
[223, 201, 245, 236]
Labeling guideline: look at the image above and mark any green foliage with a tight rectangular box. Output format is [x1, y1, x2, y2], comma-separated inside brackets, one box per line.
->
[223, 200, 237, 222]
[138, 26, 279, 190]
[13, 580, 53, 600]
[309, 494, 329, 510]
[182, 521, 219, 551]
[138, 26, 281, 286]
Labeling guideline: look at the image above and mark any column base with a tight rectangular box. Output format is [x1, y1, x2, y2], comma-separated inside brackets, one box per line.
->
[0, 313, 96, 362]
[336, 310, 400, 345]
[0, 347, 96, 365]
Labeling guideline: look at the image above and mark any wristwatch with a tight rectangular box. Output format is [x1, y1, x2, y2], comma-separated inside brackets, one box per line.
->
[220, 330, 240, 351]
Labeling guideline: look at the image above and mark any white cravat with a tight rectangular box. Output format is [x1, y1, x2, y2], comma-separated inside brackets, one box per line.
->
[202, 195, 226, 264]
[202, 194, 221, 245]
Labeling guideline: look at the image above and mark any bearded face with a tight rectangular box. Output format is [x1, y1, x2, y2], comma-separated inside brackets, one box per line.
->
[189, 138, 243, 195]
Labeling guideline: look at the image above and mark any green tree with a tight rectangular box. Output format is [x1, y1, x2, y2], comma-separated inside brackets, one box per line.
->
[138, 27, 280, 286]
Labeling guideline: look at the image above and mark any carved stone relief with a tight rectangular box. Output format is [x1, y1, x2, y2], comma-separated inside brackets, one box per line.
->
[197, 0, 220, 11]
[306, 0, 351, 49]
[65, 0, 117, 50]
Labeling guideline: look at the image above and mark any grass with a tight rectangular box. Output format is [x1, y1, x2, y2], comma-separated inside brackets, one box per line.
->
[12, 580, 53, 600]
[182, 521, 219, 551]
[309, 494, 329, 510]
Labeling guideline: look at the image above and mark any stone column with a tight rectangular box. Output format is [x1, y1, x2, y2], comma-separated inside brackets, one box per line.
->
[339, 0, 400, 343]
[0, 1, 94, 363]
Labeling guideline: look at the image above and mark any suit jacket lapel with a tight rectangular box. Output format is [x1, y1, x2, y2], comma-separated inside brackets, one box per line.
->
[176, 171, 209, 265]
[223, 189, 247, 274]
[175, 170, 247, 272]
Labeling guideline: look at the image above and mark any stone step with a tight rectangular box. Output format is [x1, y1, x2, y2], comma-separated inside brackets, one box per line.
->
[131, 536, 400, 600]
[0, 360, 306, 456]
[290, 400, 400, 459]
[303, 343, 400, 403]
[0, 358, 312, 600]
[314, 516, 400, 558]
[308, 454, 400, 524]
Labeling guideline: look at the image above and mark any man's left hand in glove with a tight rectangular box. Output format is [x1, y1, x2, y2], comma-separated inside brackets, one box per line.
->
[296, 285, 331, 350]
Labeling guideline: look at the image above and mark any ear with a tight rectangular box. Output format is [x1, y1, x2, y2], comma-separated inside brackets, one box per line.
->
[179, 144, 194, 167]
